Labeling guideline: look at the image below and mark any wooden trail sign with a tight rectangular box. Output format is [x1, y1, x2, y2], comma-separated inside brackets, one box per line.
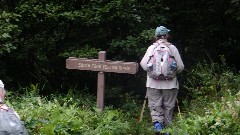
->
[66, 51, 139, 111]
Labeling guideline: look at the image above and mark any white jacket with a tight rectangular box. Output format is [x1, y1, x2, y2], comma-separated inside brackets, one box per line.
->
[140, 40, 184, 89]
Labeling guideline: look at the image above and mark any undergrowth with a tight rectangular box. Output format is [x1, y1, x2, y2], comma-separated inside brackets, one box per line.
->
[164, 61, 240, 134]
[6, 85, 153, 135]
[4, 60, 240, 134]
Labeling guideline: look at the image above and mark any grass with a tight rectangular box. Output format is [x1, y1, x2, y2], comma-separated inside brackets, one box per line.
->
[4, 61, 240, 135]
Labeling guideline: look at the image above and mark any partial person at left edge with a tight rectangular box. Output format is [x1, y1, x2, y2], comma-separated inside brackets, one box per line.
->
[0, 80, 29, 135]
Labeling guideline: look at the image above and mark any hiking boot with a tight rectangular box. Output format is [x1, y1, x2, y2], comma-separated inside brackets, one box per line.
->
[154, 121, 164, 133]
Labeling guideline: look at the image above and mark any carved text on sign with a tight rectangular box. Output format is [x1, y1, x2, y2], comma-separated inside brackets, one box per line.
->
[78, 63, 131, 71]
[66, 58, 138, 74]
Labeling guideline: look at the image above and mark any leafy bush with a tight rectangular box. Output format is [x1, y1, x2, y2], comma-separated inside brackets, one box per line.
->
[6, 61, 240, 134]
[165, 61, 240, 134]
[6, 84, 153, 135]
[166, 93, 240, 135]
[183, 60, 240, 101]
[0, 11, 21, 54]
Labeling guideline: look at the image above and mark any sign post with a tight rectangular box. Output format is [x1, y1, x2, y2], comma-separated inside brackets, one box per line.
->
[66, 51, 138, 111]
[97, 51, 106, 110]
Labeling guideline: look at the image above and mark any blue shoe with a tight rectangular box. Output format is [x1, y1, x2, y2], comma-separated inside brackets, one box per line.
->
[154, 121, 163, 133]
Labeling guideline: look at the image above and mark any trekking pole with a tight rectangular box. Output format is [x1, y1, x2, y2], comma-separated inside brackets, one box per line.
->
[139, 92, 148, 122]
[176, 99, 182, 119]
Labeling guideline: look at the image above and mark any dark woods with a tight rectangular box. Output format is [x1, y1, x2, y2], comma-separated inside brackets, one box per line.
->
[0, 0, 239, 99]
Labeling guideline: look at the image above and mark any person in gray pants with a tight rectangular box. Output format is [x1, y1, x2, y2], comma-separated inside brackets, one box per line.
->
[140, 25, 184, 134]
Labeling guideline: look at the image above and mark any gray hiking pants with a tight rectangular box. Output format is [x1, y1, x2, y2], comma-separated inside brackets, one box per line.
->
[147, 87, 178, 127]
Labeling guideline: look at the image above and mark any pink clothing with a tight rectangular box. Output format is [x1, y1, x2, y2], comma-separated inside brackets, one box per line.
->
[140, 40, 184, 89]
[0, 104, 20, 119]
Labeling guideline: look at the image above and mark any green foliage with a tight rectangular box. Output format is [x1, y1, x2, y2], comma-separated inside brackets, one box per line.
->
[109, 29, 155, 60]
[0, 11, 21, 54]
[0, 0, 169, 91]
[61, 45, 100, 58]
[1, 0, 240, 133]
[4, 61, 240, 134]
[226, 0, 240, 21]
[166, 93, 240, 135]
[5, 84, 153, 135]
[0, 0, 240, 94]
[184, 60, 240, 101]
[165, 62, 240, 134]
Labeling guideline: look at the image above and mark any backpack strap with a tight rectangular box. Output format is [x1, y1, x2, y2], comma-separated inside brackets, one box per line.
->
[147, 40, 175, 63]
[165, 44, 175, 59]
[0, 104, 9, 111]
[0, 104, 14, 112]
[0, 104, 20, 119]
[147, 44, 157, 64]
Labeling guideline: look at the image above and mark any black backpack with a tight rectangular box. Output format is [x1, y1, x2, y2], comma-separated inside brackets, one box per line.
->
[0, 104, 28, 135]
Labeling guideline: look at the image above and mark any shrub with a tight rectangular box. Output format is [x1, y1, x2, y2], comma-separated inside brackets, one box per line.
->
[6, 85, 153, 135]
[165, 61, 240, 134]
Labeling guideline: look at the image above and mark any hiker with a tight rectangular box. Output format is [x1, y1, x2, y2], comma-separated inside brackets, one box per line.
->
[140, 26, 184, 134]
[0, 80, 29, 135]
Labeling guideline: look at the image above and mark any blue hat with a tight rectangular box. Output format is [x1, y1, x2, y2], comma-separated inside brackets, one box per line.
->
[155, 26, 170, 36]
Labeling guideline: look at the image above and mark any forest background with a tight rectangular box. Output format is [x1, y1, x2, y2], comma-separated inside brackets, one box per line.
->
[1, 0, 240, 96]
[0, 0, 240, 134]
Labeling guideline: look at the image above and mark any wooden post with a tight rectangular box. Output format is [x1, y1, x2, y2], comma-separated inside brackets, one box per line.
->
[97, 51, 106, 111]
